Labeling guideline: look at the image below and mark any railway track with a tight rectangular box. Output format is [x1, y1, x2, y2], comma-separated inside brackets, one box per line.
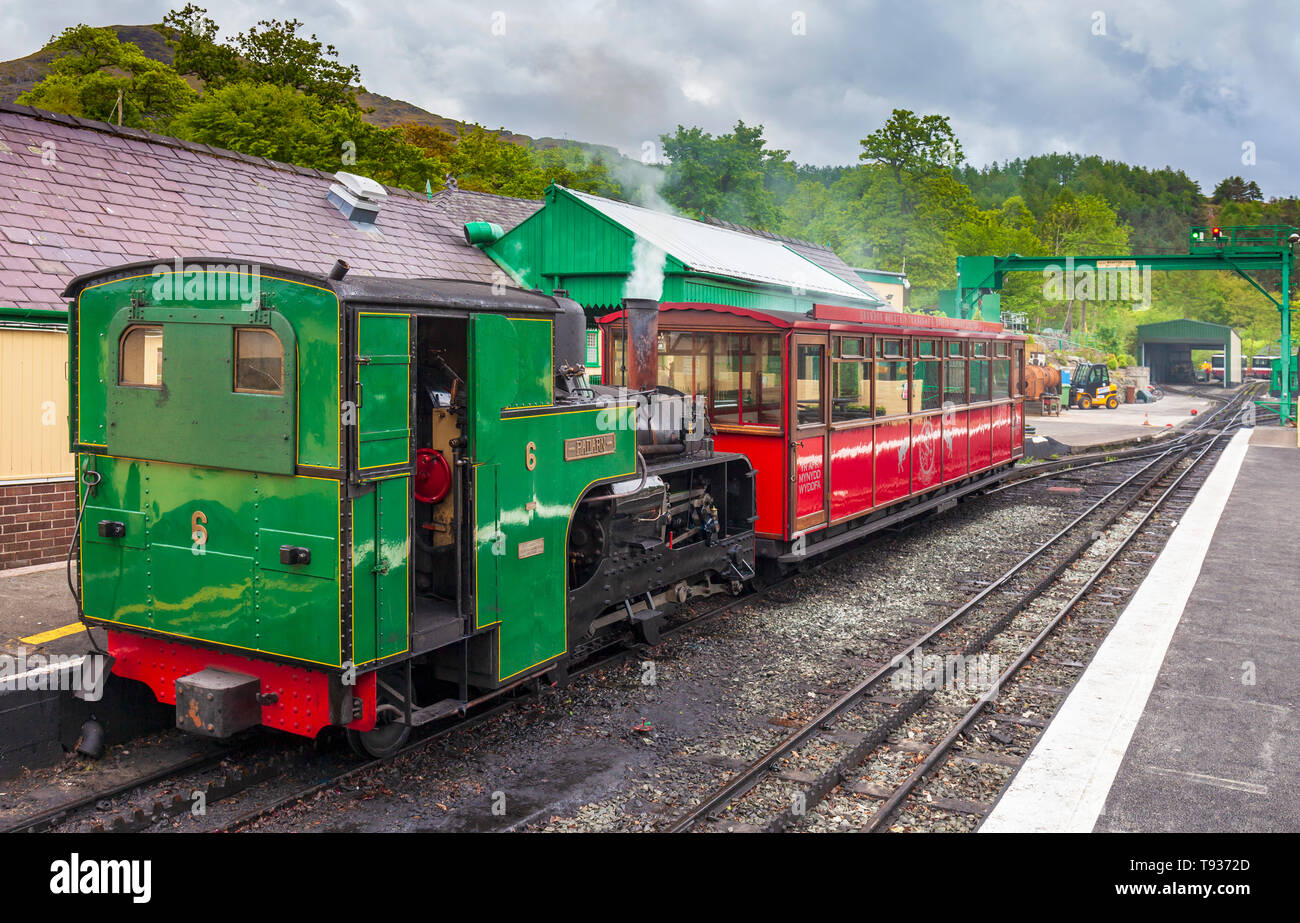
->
[665, 385, 1256, 833]
[12, 575, 769, 833]
[15, 390, 1256, 833]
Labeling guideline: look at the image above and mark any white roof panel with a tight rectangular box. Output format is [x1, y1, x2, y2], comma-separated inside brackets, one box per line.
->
[565, 188, 874, 302]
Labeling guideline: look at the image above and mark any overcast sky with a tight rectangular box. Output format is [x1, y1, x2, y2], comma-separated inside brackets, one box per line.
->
[3, 0, 1296, 196]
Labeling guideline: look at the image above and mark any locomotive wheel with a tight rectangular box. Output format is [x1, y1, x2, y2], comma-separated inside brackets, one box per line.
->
[1106, 395, 1119, 409]
[346, 703, 410, 759]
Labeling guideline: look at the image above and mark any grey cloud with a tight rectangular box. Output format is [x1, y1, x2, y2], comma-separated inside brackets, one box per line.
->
[1, 0, 1295, 194]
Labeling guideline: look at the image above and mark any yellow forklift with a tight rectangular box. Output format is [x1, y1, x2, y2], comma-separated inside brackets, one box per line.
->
[1068, 361, 1120, 409]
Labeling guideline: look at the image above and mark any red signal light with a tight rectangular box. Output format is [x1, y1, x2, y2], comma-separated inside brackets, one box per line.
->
[1212, 227, 1223, 240]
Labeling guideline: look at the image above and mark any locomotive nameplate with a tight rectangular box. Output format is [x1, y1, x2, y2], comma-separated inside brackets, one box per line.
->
[564, 433, 616, 461]
[518, 537, 545, 559]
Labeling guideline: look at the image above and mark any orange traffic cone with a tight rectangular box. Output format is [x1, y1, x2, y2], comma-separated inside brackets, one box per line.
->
[1143, 414, 1151, 426]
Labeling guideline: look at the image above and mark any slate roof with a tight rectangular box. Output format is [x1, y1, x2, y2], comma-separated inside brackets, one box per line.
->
[0, 102, 530, 310]
[429, 185, 543, 232]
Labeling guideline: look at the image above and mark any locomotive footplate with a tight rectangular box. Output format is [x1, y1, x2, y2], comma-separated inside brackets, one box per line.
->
[175, 668, 263, 738]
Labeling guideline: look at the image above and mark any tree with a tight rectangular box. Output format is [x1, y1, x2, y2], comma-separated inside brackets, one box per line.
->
[1211, 175, 1263, 204]
[232, 18, 363, 108]
[158, 4, 241, 84]
[860, 109, 964, 187]
[1036, 190, 1131, 333]
[158, 8, 363, 107]
[172, 82, 443, 189]
[18, 25, 196, 130]
[659, 121, 791, 228]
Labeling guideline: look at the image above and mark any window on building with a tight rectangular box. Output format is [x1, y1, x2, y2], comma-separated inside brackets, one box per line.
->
[119, 325, 164, 388]
[234, 328, 284, 394]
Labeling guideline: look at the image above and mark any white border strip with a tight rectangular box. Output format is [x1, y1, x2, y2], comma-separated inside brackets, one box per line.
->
[980, 428, 1253, 832]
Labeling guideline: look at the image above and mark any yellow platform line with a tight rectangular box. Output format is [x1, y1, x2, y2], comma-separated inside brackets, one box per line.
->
[19, 622, 85, 645]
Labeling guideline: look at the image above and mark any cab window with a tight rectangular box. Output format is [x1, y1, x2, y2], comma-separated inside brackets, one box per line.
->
[234, 328, 284, 394]
[119, 325, 164, 388]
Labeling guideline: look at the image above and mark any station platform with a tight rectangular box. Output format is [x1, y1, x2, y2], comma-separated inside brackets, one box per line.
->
[982, 424, 1299, 832]
[0, 564, 160, 777]
[1025, 388, 1221, 456]
[0, 562, 100, 660]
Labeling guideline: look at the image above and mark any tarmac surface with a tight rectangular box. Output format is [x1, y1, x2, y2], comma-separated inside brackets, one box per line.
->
[1027, 389, 1219, 452]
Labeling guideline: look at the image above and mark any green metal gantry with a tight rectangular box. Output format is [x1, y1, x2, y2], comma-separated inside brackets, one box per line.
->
[955, 225, 1299, 423]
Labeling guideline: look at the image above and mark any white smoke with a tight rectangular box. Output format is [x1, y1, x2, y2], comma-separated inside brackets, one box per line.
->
[624, 234, 666, 301]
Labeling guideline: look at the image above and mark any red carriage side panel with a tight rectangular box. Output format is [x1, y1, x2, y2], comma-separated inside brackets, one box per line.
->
[873, 420, 910, 505]
[830, 426, 874, 520]
[1012, 403, 1024, 451]
[991, 404, 1013, 464]
[968, 407, 993, 472]
[715, 431, 786, 537]
[911, 414, 943, 493]
[795, 436, 826, 523]
[942, 409, 969, 482]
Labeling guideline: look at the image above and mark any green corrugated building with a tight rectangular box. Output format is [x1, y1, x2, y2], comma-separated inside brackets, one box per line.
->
[1136, 319, 1241, 385]
[474, 184, 889, 318]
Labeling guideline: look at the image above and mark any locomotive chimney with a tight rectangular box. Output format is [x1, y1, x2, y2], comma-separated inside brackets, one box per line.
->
[622, 297, 660, 392]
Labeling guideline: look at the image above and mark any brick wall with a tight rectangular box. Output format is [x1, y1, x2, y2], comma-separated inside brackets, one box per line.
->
[0, 481, 77, 570]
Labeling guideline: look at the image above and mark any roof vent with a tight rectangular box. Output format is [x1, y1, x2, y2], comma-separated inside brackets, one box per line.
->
[327, 171, 388, 226]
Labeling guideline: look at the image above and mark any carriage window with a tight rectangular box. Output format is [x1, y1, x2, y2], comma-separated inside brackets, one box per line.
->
[659, 331, 707, 399]
[914, 358, 942, 411]
[744, 335, 782, 425]
[944, 353, 966, 404]
[234, 328, 284, 394]
[994, 342, 1009, 357]
[119, 325, 164, 388]
[915, 340, 936, 358]
[840, 337, 866, 359]
[796, 344, 824, 425]
[969, 354, 991, 402]
[700, 333, 781, 426]
[832, 359, 872, 422]
[875, 359, 910, 416]
[992, 358, 1011, 397]
[948, 341, 964, 357]
[877, 338, 905, 358]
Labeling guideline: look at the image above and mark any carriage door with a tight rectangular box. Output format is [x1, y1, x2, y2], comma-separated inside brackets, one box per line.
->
[352, 311, 414, 664]
[790, 334, 829, 534]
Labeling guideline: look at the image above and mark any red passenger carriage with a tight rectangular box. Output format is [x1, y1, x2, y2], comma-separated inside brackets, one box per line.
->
[600, 302, 1027, 567]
